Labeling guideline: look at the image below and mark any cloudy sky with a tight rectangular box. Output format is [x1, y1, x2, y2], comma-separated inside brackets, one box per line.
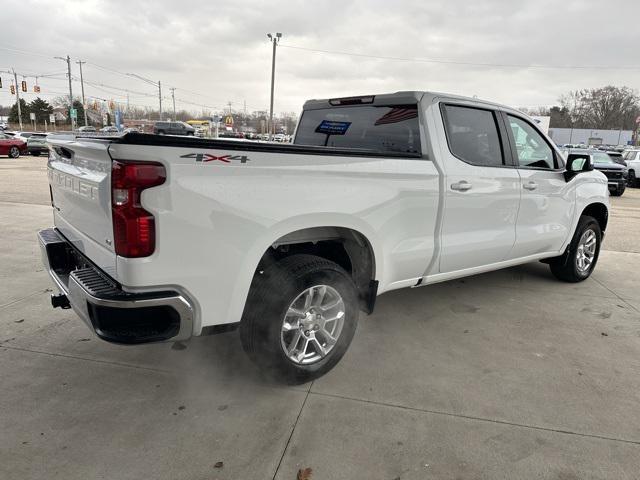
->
[1, 0, 640, 116]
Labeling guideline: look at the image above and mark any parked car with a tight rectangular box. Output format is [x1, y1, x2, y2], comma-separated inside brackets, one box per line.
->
[565, 149, 627, 196]
[40, 91, 609, 382]
[100, 126, 119, 133]
[26, 133, 49, 156]
[626, 150, 640, 187]
[153, 121, 195, 136]
[606, 150, 625, 166]
[622, 148, 640, 166]
[78, 126, 97, 132]
[9, 131, 35, 143]
[0, 132, 27, 158]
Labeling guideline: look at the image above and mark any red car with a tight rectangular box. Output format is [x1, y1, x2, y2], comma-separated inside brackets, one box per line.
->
[0, 132, 27, 158]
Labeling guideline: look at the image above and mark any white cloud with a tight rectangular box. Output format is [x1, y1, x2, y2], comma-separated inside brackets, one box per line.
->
[1, 0, 639, 115]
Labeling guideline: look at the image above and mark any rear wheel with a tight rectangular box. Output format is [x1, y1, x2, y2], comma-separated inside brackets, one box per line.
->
[549, 215, 601, 282]
[9, 146, 20, 158]
[240, 254, 359, 383]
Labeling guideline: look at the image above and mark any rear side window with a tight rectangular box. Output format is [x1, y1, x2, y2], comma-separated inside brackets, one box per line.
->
[441, 105, 504, 167]
[294, 105, 421, 155]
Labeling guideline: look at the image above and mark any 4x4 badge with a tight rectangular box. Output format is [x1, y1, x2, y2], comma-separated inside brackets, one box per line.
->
[180, 153, 250, 164]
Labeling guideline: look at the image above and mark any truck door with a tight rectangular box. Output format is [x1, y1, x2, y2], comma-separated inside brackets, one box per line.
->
[501, 113, 574, 258]
[435, 102, 521, 273]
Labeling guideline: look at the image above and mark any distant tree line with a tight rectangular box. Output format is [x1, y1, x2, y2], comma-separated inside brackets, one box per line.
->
[521, 85, 640, 130]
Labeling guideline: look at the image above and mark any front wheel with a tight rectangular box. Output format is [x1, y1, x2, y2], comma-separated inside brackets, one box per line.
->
[628, 170, 638, 188]
[240, 254, 359, 383]
[549, 215, 601, 282]
[9, 146, 20, 158]
[610, 185, 625, 196]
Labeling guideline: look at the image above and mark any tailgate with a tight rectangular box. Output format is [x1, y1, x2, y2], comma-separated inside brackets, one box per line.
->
[47, 135, 117, 277]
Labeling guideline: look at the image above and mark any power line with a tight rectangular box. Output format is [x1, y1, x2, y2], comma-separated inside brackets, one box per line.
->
[279, 44, 640, 71]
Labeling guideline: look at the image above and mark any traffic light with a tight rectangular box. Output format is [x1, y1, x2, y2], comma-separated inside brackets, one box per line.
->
[21, 80, 27, 92]
[10, 84, 15, 95]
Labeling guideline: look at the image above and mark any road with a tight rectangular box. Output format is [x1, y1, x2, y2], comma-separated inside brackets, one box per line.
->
[1, 155, 639, 479]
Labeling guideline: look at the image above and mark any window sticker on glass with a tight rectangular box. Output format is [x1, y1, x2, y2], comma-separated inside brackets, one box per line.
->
[315, 120, 352, 135]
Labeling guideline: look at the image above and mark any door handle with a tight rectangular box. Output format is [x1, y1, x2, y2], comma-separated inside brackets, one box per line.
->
[451, 181, 472, 192]
[523, 181, 538, 191]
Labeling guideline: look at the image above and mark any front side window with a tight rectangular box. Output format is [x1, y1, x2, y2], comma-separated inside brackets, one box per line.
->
[508, 115, 556, 169]
[442, 105, 504, 167]
[294, 105, 421, 154]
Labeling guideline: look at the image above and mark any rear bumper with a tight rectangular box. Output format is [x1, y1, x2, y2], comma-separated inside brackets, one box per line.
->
[27, 146, 48, 153]
[38, 228, 194, 344]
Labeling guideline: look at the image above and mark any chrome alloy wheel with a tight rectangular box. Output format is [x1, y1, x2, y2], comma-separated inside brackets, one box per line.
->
[576, 229, 597, 274]
[280, 285, 345, 365]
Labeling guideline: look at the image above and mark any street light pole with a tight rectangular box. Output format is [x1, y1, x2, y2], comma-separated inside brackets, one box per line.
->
[11, 69, 23, 130]
[170, 87, 176, 121]
[76, 60, 88, 127]
[267, 32, 282, 139]
[55, 55, 74, 130]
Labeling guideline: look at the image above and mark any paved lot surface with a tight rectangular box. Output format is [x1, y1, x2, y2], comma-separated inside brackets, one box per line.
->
[1, 155, 639, 479]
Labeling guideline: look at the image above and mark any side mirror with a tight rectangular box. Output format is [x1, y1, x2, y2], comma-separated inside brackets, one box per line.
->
[564, 154, 593, 181]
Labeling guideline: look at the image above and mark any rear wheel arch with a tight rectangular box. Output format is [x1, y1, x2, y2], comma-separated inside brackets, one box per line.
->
[257, 226, 377, 313]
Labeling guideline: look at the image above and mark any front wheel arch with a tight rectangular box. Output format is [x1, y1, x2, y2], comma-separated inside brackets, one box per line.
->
[581, 202, 608, 234]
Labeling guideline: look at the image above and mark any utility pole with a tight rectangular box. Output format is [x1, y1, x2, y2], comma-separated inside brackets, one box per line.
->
[158, 81, 163, 120]
[267, 32, 282, 139]
[170, 87, 176, 121]
[55, 55, 74, 130]
[11, 69, 23, 130]
[126, 73, 162, 121]
[76, 60, 88, 127]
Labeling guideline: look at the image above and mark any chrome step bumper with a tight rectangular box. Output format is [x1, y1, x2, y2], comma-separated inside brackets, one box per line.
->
[38, 228, 194, 344]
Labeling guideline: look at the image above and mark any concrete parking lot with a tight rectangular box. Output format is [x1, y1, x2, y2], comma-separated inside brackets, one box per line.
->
[1, 155, 639, 480]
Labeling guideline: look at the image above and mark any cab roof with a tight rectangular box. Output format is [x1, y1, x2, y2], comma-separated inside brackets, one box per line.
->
[302, 90, 520, 114]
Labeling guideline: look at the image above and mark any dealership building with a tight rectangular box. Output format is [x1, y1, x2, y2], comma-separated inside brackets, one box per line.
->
[548, 128, 633, 146]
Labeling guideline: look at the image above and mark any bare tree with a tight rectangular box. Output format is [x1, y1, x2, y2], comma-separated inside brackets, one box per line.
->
[559, 86, 640, 130]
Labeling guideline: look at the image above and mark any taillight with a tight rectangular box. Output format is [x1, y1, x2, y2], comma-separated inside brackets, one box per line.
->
[111, 160, 166, 258]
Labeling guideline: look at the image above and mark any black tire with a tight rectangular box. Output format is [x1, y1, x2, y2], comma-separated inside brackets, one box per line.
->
[628, 170, 638, 188]
[549, 215, 601, 282]
[31, 151, 41, 157]
[240, 254, 359, 383]
[610, 185, 625, 196]
[9, 146, 20, 158]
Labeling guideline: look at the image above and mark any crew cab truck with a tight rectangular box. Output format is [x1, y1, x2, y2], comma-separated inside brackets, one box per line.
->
[39, 91, 609, 382]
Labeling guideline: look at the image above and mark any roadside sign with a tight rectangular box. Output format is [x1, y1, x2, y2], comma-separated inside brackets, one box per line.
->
[49, 114, 56, 123]
[29, 113, 35, 120]
[70, 108, 77, 119]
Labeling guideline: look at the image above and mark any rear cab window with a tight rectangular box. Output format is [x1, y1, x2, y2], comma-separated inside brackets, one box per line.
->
[441, 104, 505, 167]
[294, 104, 421, 155]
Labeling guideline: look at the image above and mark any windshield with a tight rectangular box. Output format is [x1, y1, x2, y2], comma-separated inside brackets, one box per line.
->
[294, 105, 421, 154]
[592, 152, 616, 164]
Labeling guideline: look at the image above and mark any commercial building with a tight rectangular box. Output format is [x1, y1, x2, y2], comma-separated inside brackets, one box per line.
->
[548, 128, 633, 146]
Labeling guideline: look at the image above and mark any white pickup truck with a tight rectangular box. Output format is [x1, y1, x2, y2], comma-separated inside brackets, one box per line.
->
[39, 91, 609, 382]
